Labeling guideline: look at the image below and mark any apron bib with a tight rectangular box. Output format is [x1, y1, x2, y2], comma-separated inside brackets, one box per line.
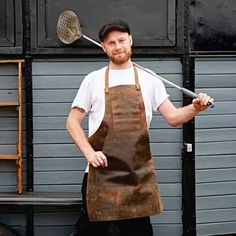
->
[87, 65, 163, 221]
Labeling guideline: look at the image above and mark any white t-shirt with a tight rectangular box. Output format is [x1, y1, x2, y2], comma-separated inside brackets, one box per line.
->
[72, 66, 169, 137]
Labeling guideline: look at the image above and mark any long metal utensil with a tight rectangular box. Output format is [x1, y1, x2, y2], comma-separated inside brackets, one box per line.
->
[57, 10, 214, 107]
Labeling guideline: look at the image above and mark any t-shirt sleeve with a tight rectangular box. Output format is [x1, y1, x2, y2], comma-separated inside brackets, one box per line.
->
[71, 76, 92, 114]
[152, 77, 169, 111]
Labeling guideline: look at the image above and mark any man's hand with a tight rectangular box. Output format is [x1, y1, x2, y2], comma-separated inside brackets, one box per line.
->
[192, 93, 214, 111]
[86, 151, 108, 168]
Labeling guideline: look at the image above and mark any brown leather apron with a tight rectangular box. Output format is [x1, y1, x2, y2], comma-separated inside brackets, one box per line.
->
[87, 65, 163, 221]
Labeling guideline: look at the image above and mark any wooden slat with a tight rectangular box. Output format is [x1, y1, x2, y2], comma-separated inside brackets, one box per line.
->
[153, 156, 181, 169]
[196, 155, 236, 169]
[196, 181, 236, 196]
[0, 161, 26, 171]
[0, 154, 18, 160]
[196, 128, 236, 142]
[0, 186, 23, 192]
[0, 60, 24, 64]
[0, 144, 25, 154]
[195, 74, 236, 88]
[0, 172, 26, 186]
[34, 171, 84, 185]
[196, 168, 236, 183]
[0, 118, 18, 130]
[17, 61, 23, 194]
[34, 185, 82, 193]
[197, 222, 236, 236]
[0, 131, 24, 144]
[159, 183, 182, 197]
[0, 75, 18, 89]
[0, 90, 18, 101]
[0, 192, 82, 205]
[33, 75, 84, 89]
[195, 59, 236, 74]
[32, 61, 108, 75]
[33, 117, 69, 130]
[34, 158, 87, 171]
[196, 195, 236, 210]
[157, 170, 181, 183]
[196, 208, 236, 224]
[0, 102, 19, 106]
[151, 210, 182, 224]
[135, 60, 182, 74]
[153, 224, 182, 236]
[33, 103, 71, 116]
[195, 114, 236, 129]
[162, 197, 181, 210]
[196, 141, 236, 156]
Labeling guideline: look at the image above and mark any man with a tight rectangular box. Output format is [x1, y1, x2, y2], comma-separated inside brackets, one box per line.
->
[67, 20, 213, 236]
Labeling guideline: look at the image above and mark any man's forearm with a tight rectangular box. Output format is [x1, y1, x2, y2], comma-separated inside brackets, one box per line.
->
[159, 97, 210, 128]
[66, 110, 108, 168]
[172, 104, 199, 127]
[66, 110, 95, 159]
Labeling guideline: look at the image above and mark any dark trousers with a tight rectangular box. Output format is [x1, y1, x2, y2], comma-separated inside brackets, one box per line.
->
[79, 173, 153, 236]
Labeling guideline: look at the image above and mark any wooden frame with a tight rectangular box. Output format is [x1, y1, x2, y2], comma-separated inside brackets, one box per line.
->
[0, 60, 24, 194]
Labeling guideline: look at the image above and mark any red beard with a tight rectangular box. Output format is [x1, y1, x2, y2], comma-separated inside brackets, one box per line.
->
[107, 48, 132, 65]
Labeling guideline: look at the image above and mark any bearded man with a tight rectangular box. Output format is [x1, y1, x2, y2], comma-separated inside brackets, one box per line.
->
[67, 20, 212, 236]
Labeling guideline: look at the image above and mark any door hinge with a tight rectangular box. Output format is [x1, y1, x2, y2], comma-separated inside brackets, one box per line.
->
[183, 142, 193, 153]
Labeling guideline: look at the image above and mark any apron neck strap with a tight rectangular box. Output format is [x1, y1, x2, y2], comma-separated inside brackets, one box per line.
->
[133, 65, 140, 90]
[105, 65, 140, 94]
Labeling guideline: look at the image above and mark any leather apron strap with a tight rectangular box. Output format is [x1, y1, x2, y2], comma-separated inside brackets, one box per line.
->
[105, 65, 140, 94]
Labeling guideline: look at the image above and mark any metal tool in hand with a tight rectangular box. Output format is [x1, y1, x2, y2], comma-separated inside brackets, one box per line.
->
[57, 10, 214, 108]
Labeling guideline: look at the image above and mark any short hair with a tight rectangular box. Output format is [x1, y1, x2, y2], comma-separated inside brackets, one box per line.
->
[98, 20, 131, 42]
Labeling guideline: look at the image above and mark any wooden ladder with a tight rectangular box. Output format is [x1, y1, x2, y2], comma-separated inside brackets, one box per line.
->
[0, 60, 24, 194]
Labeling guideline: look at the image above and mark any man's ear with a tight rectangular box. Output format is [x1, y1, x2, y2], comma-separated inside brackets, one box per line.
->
[130, 35, 133, 46]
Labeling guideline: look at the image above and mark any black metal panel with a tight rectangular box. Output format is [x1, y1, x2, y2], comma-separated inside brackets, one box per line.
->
[24, 57, 34, 192]
[182, 58, 196, 236]
[191, 0, 236, 52]
[0, 0, 22, 54]
[31, 0, 178, 54]
[182, 0, 196, 235]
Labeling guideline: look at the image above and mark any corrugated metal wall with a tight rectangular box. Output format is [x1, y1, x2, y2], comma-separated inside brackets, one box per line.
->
[195, 58, 236, 235]
[31, 58, 183, 236]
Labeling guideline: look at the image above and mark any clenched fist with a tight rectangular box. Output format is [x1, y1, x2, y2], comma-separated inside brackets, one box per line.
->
[192, 93, 214, 111]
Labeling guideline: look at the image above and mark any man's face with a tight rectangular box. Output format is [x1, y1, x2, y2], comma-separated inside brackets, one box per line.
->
[101, 31, 133, 65]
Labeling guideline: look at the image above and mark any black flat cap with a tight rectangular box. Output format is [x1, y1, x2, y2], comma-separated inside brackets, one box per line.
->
[98, 20, 131, 42]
